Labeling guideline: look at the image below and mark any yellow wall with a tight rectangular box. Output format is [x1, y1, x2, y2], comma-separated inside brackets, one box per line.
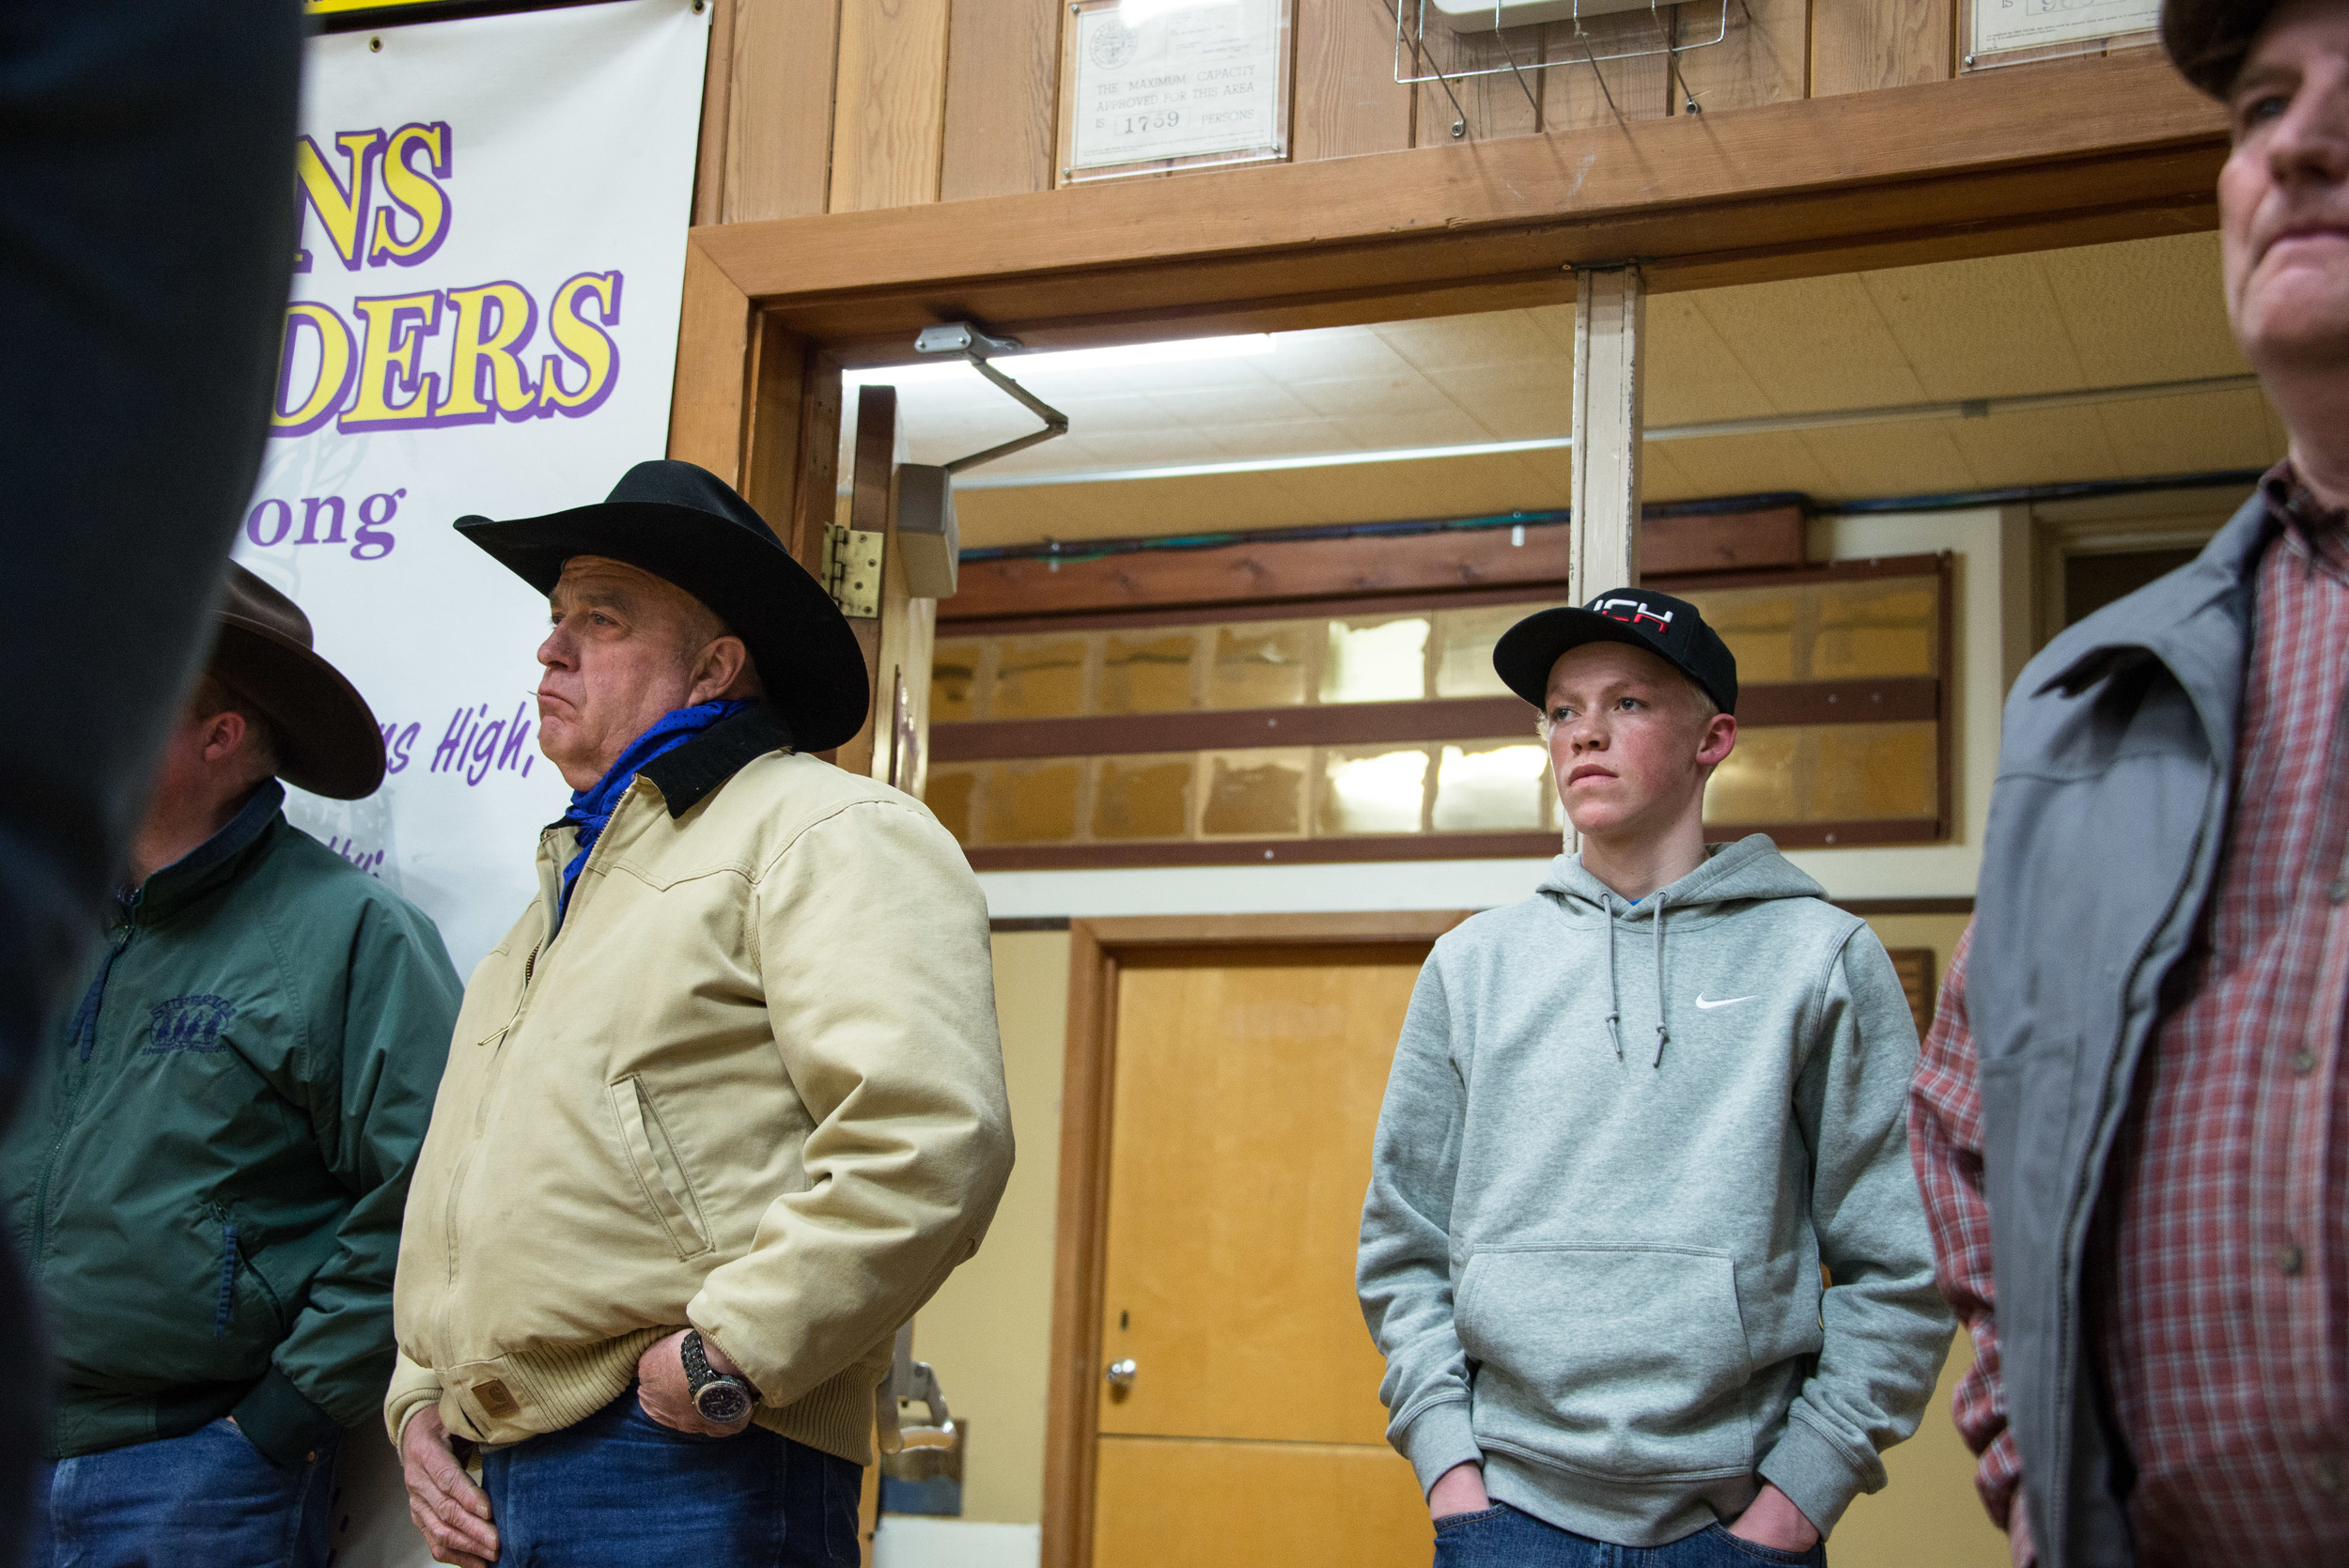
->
[909, 930, 1069, 1524]
[1862, 912, 1971, 1006]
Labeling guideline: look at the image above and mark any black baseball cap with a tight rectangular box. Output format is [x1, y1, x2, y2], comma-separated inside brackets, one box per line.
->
[1493, 587, 1739, 716]
[2162, 0, 2279, 99]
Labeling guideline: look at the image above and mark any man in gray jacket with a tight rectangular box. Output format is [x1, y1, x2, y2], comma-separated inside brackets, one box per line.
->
[1360, 589, 1952, 1565]
[1909, 5, 2349, 1566]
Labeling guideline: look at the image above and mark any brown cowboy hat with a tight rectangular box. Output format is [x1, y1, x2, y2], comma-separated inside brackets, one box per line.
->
[206, 564, 386, 800]
[2163, 0, 2281, 98]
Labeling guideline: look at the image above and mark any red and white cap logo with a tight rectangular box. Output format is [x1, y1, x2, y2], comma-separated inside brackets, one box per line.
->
[1588, 595, 1675, 636]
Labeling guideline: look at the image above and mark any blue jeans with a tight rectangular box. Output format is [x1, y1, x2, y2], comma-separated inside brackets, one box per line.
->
[481, 1387, 863, 1567]
[1433, 1503, 1828, 1568]
[26, 1419, 340, 1568]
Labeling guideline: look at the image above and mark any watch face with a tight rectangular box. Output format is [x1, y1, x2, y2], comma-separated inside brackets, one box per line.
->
[694, 1379, 753, 1425]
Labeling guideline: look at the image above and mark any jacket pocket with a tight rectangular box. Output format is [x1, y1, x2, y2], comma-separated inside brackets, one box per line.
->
[1979, 1039, 2082, 1263]
[1455, 1245, 1754, 1483]
[609, 1076, 712, 1259]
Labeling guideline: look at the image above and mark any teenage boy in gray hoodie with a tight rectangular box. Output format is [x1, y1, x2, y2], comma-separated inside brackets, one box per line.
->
[1358, 589, 1953, 1566]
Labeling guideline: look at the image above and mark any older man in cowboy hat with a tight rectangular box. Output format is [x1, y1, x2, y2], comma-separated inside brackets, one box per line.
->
[0, 565, 463, 1566]
[1909, 3, 2349, 1566]
[389, 460, 1011, 1568]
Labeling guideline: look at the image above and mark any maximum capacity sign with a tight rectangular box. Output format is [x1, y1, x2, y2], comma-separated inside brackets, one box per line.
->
[1067, 0, 1288, 177]
[1968, 0, 2157, 59]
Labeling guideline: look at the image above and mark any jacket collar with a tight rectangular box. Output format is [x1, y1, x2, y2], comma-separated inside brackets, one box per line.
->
[2032, 490, 2269, 760]
[129, 778, 288, 925]
[636, 703, 794, 818]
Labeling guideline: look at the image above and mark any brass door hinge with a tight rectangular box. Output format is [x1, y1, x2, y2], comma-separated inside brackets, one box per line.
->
[823, 524, 885, 618]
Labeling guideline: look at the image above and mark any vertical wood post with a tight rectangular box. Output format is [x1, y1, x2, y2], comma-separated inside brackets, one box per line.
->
[1568, 262, 1645, 605]
[1565, 263, 1646, 850]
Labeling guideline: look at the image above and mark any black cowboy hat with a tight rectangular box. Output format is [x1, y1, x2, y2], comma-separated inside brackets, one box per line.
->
[454, 460, 870, 754]
[209, 563, 387, 800]
[2163, 0, 2280, 98]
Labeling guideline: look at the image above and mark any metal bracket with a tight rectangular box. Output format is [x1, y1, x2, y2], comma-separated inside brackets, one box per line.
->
[877, 1321, 957, 1456]
[822, 523, 885, 618]
[915, 321, 1072, 474]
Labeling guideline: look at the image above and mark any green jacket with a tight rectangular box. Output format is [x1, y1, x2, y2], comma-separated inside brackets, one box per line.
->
[1, 781, 460, 1465]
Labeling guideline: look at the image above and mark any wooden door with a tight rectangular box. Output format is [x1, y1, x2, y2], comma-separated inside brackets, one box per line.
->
[1088, 943, 1433, 1568]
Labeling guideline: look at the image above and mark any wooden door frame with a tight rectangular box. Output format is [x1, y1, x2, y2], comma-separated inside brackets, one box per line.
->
[1042, 912, 1473, 1568]
[663, 48, 2224, 759]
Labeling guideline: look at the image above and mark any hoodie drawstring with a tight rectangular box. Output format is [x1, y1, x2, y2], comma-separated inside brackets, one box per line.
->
[1603, 908, 1624, 1062]
[1651, 903, 1671, 1068]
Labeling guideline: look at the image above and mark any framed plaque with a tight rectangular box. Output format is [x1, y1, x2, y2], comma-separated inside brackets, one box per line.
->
[1059, 0, 1292, 184]
[1962, 0, 2158, 71]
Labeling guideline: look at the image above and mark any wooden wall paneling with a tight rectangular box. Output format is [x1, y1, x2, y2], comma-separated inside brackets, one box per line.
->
[1672, 0, 1808, 114]
[697, 51, 2221, 349]
[667, 243, 755, 483]
[930, 675, 1933, 760]
[830, 0, 954, 212]
[1292, 0, 1417, 161]
[1811, 0, 1954, 98]
[941, 0, 1062, 197]
[1542, 10, 1672, 133]
[1414, 28, 1540, 146]
[692, 0, 739, 225]
[724, 0, 845, 221]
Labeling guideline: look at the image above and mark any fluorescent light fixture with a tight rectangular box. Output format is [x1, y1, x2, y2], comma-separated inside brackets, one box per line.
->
[947, 372, 2263, 490]
[842, 334, 1273, 388]
[950, 435, 1568, 489]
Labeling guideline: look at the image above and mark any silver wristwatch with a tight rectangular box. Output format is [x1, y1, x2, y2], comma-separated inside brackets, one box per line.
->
[681, 1329, 756, 1424]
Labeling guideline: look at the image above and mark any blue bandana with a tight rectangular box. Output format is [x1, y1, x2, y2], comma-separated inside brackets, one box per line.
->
[556, 699, 752, 923]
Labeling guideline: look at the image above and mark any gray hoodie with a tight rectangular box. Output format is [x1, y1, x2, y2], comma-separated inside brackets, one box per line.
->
[1357, 835, 1953, 1546]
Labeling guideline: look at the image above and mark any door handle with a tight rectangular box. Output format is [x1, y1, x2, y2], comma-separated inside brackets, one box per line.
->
[1105, 1358, 1137, 1390]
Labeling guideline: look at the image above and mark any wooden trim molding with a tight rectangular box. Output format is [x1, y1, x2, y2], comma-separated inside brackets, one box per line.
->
[940, 550, 1951, 636]
[931, 678, 1937, 764]
[966, 817, 1938, 870]
[1830, 895, 1976, 917]
[686, 50, 2220, 358]
[942, 505, 1806, 625]
[1042, 912, 1474, 1568]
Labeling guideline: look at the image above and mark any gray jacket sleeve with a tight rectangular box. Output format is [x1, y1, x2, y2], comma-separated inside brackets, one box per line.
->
[1356, 958, 1482, 1496]
[1760, 930, 1956, 1534]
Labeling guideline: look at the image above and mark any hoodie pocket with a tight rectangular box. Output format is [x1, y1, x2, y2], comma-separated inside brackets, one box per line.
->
[609, 1076, 712, 1260]
[1455, 1245, 1754, 1483]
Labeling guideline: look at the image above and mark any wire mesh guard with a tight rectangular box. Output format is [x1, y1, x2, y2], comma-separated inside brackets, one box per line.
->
[1390, 0, 1727, 139]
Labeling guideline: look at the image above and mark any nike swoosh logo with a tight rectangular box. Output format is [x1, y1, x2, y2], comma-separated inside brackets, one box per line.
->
[1694, 994, 1756, 1010]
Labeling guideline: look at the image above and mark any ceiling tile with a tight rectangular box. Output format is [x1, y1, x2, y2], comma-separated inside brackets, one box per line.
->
[2096, 389, 2287, 477]
[1649, 428, 1843, 499]
[1689, 274, 1930, 411]
[1286, 374, 1455, 419]
[1371, 311, 1557, 373]
[2041, 231, 2251, 386]
[1781, 422, 1977, 500]
[1946, 403, 2122, 487]
[1645, 293, 1778, 427]
[1859, 252, 2088, 399]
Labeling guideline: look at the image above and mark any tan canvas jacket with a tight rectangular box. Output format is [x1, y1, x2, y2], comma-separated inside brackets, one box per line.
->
[385, 710, 1012, 1463]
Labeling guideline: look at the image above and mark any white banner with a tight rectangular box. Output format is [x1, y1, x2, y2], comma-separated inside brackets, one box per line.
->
[239, 0, 710, 975]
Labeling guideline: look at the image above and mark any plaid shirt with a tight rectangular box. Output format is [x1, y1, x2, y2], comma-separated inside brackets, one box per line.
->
[1910, 464, 2349, 1565]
